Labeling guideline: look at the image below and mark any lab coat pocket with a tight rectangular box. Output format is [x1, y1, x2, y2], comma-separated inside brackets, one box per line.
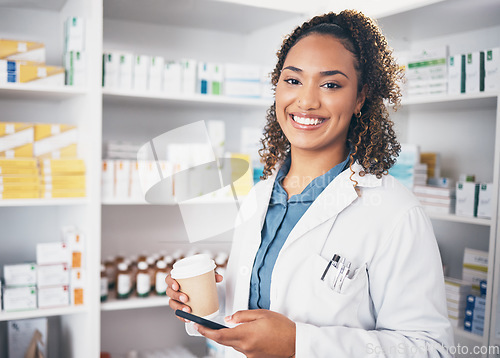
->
[307, 254, 368, 326]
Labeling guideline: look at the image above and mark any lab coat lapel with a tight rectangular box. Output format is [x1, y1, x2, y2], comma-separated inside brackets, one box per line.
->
[231, 171, 276, 311]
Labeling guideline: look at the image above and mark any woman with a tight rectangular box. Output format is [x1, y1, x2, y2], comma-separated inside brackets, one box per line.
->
[167, 10, 453, 358]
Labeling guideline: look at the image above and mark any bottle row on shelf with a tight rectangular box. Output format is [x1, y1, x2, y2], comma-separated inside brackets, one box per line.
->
[101, 249, 228, 302]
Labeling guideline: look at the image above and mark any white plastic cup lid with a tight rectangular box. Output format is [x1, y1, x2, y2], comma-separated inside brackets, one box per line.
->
[170, 254, 216, 279]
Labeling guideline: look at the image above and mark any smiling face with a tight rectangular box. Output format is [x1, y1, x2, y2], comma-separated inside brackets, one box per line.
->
[275, 33, 366, 159]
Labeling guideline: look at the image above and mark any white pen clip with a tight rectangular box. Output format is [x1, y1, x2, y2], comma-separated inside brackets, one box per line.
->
[336, 261, 351, 292]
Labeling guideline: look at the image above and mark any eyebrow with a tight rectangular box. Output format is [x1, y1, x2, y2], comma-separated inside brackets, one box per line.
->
[282, 66, 349, 79]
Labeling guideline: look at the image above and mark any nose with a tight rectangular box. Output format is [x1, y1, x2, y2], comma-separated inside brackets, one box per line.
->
[297, 83, 320, 110]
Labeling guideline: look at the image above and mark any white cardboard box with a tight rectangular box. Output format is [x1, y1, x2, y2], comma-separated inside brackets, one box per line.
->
[4, 263, 37, 287]
[455, 182, 479, 217]
[3, 286, 37, 312]
[36, 242, 70, 265]
[477, 182, 493, 218]
[148, 56, 164, 92]
[447, 54, 465, 94]
[465, 51, 485, 93]
[485, 48, 499, 92]
[133, 54, 149, 92]
[38, 286, 69, 308]
[37, 263, 70, 287]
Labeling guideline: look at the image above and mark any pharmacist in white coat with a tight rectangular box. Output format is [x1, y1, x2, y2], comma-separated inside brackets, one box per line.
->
[167, 10, 453, 358]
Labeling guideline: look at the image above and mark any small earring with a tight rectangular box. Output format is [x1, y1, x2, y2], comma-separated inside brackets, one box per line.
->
[355, 111, 362, 118]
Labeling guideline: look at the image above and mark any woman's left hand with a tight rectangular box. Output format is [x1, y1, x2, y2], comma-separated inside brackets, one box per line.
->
[195, 309, 295, 358]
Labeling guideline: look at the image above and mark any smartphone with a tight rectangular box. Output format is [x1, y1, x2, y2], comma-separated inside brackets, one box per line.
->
[175, 310, 228, 330]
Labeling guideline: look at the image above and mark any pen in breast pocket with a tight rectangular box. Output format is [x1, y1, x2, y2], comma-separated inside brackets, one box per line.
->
[321, 254, 340, 281]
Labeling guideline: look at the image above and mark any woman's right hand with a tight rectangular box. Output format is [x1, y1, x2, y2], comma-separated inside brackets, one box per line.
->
[166, 273, 224, 322]
[165, 274, 191, 322]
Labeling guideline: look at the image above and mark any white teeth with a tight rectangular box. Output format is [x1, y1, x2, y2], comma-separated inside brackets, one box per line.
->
[292, 115, 323, 125]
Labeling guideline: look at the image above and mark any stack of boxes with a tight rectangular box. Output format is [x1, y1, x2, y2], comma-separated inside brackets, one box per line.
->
[1, 227, 85, 311]
[388, 144, 426, 189]
[0, 122, 86, 200]
[464, 282, 487, 336]
[462, 248, 488, 335]
[413, 184, 456, 214]
[401, 46, 499, 97]
[0, 39, 64, 86]
[444, 277, 471, 328]
[102, 53, 273, 99]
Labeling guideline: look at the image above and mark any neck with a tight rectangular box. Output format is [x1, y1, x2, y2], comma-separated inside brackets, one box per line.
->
[287, 146, 349, 179]
[281, 146, 349, 198]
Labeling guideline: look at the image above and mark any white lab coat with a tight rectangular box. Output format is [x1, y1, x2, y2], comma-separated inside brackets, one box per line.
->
[224, 162, 454, 357]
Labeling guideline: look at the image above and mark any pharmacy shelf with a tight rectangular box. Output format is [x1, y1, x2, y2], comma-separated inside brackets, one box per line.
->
[453, 324, 484, 345]
[101, 295, 170, 311]
[0, 305, 87, 322]
[0, 0, 67, 12]
[0, 198, 88, 207]
[400, 92, 499, 110]
[102, 88, 272, 110]
[103, 0, 301, 34]
[0, 83, 87, 101]
[101, 196, 242, 205]
[427, 212, 493, 227]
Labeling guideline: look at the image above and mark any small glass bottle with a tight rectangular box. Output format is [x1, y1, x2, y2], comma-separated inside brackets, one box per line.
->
[146, 256, 156, 290]
[136, 261, 151, 298]
[100, 264, 108, 302]
[154, 260, 169, 296]
[104, 256, 116, 289]
[116, 262, 132, 299]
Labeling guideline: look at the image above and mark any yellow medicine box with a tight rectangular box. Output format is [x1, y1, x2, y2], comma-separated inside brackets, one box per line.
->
[0, 39, 45, 63]
[40, 158, 85, 175]
[34, 124, 78, 159]
[18, 62, 65, 86]
[0, 123, 34, 158]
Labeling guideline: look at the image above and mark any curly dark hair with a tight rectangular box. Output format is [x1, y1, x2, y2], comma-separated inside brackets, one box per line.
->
[259, 10, 403, 182]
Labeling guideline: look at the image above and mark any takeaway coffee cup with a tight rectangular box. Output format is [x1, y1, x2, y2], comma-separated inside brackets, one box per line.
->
[170, 254, 219, 335]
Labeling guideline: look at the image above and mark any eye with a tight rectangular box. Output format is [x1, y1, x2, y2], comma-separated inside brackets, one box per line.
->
[284, 78, 301, 85]
[321, 82, 341, 89]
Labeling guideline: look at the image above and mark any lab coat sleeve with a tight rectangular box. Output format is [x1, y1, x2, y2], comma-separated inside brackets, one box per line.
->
[295, 206, 454, 357]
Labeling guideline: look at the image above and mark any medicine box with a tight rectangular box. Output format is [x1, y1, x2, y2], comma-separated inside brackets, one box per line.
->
[163, 61, 182, 94]
[40, 158, 85, 176]
[4, 263, 37, 287]
[15, 62, 65, 86]
[180, 59, 197, 94]
[8, 318, 48, 358]
[455, 182, 479, 217]
[148, 56, 164, 92]
[485, 48, 499, 92]
[64, 17, 85, 52]
[118, 52, 134, 90]
[0, 123, 34, 158]
[64, 51, 86, 87]
[210, 63, 223, 95]
[37, 285, 69, 308]
[37, 263, 70, 287]
[133, 54, 149, 91]
[0, 39, 46, 63]
[3, 286, 37, 312]
[197, 62, 210, 95]
[103, 52, 120, 89]
[477, 183, 493, 218]
[467, 294, 486, 311]
[36, 242, 69, 265]
[34, 124, 78, 159]
[70, 269, 85, 305]
[463, 248, 488, 270]
[465, 51, 485, 93]
[447, 54, 465, 94]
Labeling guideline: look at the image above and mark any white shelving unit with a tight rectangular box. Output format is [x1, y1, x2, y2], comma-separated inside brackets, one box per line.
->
[0, 0, 102, 357]
[2, 0, 500, 357]
[379, 0, 500, 355]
